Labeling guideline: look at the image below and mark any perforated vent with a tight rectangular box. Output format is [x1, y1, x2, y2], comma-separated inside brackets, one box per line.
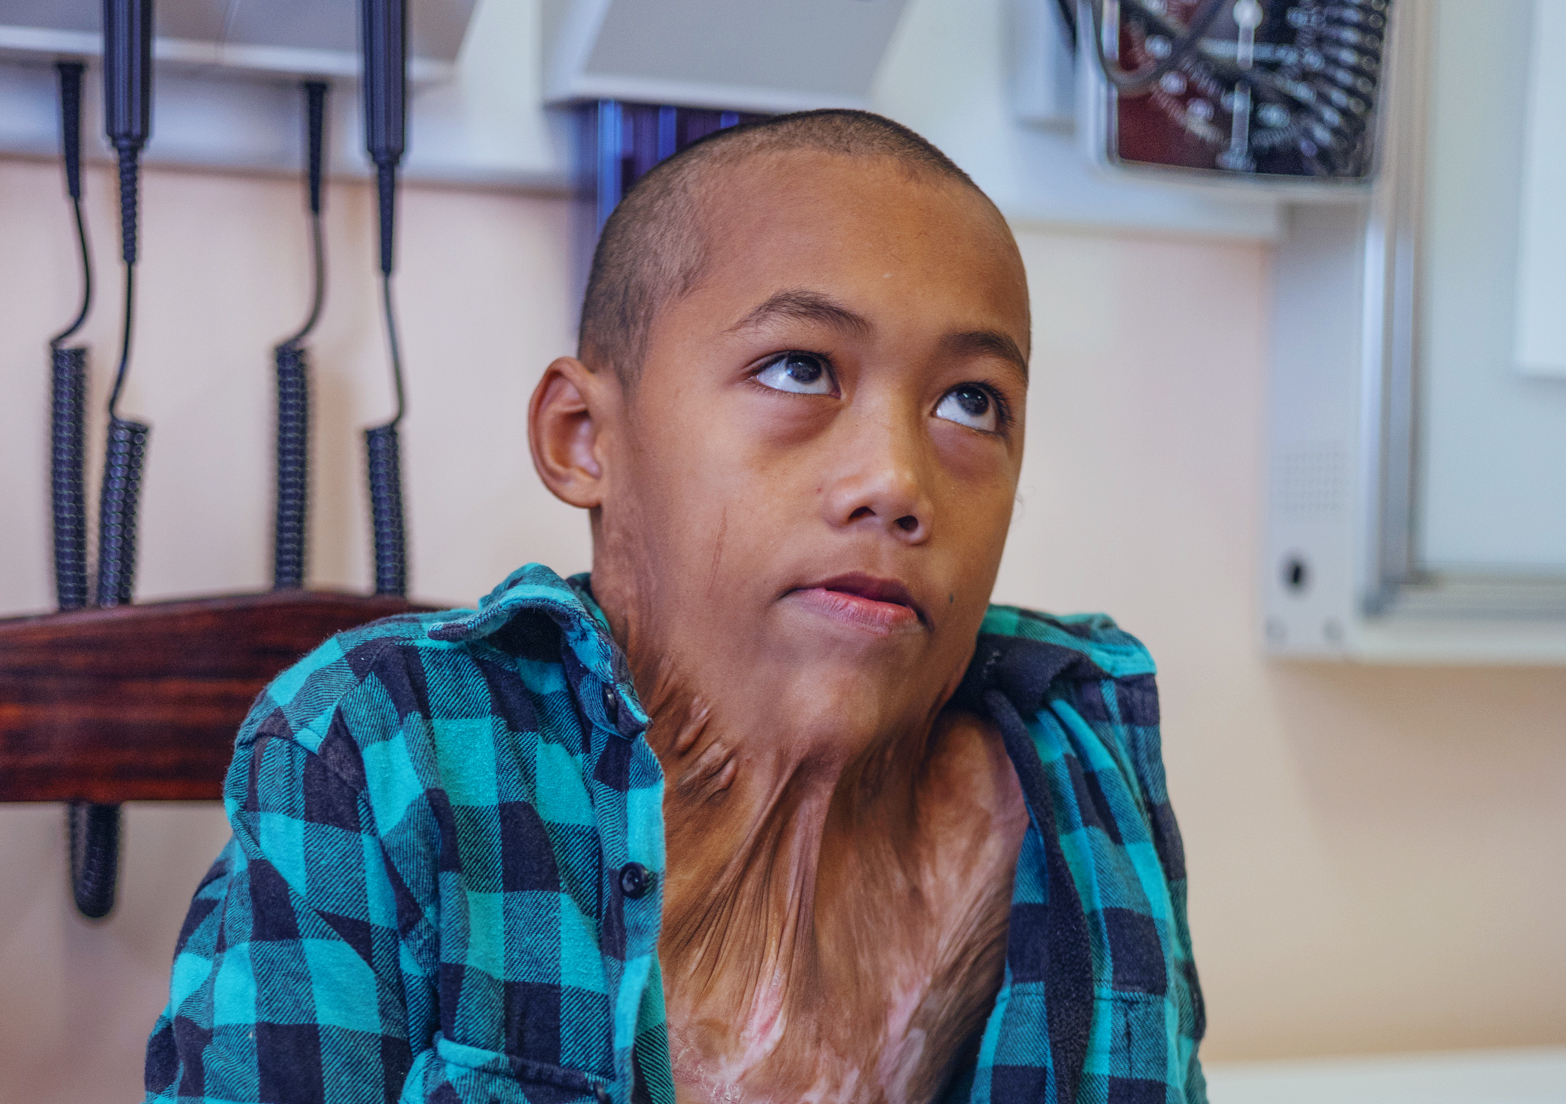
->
[1273, 444, 1347, 519]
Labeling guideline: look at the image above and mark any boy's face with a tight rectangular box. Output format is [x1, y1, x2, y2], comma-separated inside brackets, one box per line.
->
[540, 152, 1030, 744]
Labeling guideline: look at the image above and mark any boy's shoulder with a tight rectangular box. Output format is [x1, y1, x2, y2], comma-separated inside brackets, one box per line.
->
[958, 604, 1161, 740]
[978, 602, 1157, 680]
[236, 563, 630, 761]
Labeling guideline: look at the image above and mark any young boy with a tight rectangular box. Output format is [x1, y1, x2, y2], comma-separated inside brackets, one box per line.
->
[145, 110, 1205, 1104]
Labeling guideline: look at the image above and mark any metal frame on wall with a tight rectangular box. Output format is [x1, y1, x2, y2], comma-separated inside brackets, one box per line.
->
[1361, 1, 1566, 620]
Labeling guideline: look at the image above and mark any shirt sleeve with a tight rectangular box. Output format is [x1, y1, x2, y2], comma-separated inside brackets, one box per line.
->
[1109, 673, 1208, 1104]
[144, 690, 434, 1104]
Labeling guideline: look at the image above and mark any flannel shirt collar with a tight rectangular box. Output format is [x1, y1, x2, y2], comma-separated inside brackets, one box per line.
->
[426, 562, 650, 739]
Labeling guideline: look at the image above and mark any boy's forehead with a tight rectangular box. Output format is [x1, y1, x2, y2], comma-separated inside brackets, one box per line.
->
[683, 150, 1030, 344]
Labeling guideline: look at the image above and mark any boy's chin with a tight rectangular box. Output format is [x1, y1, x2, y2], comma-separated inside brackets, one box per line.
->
[761, 629, 956, 722]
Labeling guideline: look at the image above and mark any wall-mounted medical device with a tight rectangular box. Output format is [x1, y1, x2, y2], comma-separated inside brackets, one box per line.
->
[1070, 0, 1390, 193]
[541, 0, 910, 115]
[0, 0, 474, 81]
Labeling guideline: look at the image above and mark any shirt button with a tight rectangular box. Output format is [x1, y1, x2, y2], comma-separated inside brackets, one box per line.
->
[619, 862, 651, 899]
[601, 683, 620, 726]
[594, 1087, 611, 1104]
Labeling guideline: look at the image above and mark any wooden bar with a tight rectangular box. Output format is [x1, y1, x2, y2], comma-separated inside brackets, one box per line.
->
[0, 591, 434, 803]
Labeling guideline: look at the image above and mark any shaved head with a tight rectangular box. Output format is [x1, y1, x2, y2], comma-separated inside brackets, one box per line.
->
[578, 109, 994, 387]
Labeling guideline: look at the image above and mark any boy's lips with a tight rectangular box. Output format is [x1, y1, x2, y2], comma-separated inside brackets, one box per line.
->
[787, 573, 924, 634]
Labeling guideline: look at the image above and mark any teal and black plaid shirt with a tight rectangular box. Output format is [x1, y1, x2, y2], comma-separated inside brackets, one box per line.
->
[145, 563, 1205, 1104]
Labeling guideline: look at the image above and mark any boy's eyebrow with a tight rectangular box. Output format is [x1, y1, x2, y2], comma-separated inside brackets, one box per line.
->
[727, 289, 873, 337]
[943, 330, 1029, 380]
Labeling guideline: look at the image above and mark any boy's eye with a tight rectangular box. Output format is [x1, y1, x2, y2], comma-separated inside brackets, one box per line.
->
[934, 384, 1000, 432]
[754, 352, 835, 395]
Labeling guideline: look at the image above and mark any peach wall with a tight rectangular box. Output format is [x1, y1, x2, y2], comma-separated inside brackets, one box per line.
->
[0, 159, 1560, 1102]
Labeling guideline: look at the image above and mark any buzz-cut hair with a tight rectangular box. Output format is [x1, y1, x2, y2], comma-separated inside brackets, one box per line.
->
[577, 109, 986, 388]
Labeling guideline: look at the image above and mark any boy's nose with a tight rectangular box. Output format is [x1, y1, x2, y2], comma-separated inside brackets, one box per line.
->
[820, 411, 932, 543]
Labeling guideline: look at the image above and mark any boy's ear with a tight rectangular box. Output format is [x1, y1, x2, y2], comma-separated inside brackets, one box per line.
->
[529, 356, 613, 509]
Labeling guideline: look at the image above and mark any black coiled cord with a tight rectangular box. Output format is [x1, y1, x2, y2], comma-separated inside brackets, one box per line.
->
[50, 348, 90, 611]
[51, 59, 119, 920]
[273, 342, 311, 589]
[366, 420, 406, 597]
[68, 802, 122, 919]
[273, 81, 329, 590]
[115, 148, 140, 266]
[50, 61, 91, 612]
[97, 261, 148, 610]
[367, 273, 407, 597]
[97, 412, 149, 608]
